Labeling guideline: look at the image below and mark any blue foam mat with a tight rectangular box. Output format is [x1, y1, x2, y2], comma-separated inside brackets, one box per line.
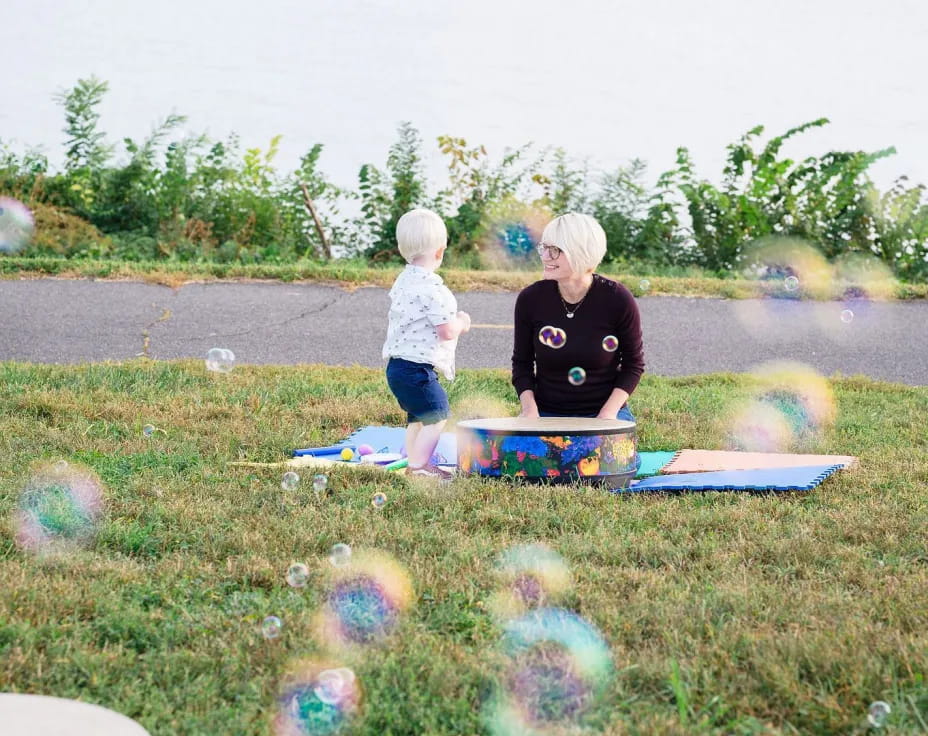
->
[627, 464, 843, 493]
[295, 426, 457, 466]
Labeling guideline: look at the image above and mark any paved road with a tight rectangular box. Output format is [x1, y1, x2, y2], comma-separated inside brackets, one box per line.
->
[0, 278, 925, 385]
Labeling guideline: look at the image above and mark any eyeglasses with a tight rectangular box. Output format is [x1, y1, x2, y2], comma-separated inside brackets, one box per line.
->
[536, 244, 563, 260]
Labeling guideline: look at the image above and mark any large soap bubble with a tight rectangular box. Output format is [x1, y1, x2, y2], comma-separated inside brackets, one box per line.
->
[274, 659, 362, 735]
[484, 608, 613, 735]
[314, 549, 413, 653]
[14, 461, 105, 554]
[726, 361, 836, 452]
[0, 197, 35, 254]
[489, 544, 573, 619]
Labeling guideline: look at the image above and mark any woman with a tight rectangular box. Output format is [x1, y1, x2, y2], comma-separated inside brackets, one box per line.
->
[511, 212, 645, 421]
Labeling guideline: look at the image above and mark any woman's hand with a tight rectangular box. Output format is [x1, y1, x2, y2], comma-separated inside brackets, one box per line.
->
[518, 389, 540, 419]
[597, 388, 630, 420]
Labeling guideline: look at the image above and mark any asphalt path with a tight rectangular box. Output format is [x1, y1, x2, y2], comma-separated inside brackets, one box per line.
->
[0, 278, 925, 385]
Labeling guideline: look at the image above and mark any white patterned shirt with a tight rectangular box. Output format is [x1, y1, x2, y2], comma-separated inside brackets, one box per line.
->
[382, 265, 458, 380]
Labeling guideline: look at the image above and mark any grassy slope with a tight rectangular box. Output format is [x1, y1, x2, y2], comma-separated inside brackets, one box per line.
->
[3, 256, 928, 299]
[0, 362, 926, 735]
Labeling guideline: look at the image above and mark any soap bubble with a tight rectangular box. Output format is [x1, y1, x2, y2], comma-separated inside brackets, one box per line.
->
[287, 563, 310, 589]
[314, 668, 356, 706]
[371, 493, 387, 509]
[567, 367, 586, 386]
[262, 615, 283, 640]
[538, 326, 566, 349]
[0, 197, 35, 254]
[142, 424, 156, 438]
[314, 549, 414, 652]
[727, 362, 836, 452]
[735, 237, 832, 340]
[727, 401, 794, 453]
[484, 608, 613, 735]
[476, 198, 552, 269]
[489, 544, 573, 618]
[329, 543, 352, 567]
[205, 347, 236, 373]
[274, 659, 362, 736]
[638, 279, 650, 293]
[312, 474, 328, 494]
[816, 253, 895, 336]
[281, 472, 301, 491]
[867, 701, 890, 728]
[601, 335, 618, 352]
[14, 461, 105, 554]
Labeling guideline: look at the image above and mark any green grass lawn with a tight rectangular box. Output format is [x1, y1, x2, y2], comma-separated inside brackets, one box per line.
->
[1, 362, 926, 735]
[4, 256, 927, 300]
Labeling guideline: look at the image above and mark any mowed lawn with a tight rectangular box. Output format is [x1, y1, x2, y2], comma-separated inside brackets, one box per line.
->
[0, 361, 926, 735]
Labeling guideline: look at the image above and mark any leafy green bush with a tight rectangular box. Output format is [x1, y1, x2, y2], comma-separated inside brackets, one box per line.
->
[1, 78, 926, 281]
[654, 118, 903, 271]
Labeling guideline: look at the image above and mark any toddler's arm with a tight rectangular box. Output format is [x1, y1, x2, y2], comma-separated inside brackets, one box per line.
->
[436, 311, 471, 341]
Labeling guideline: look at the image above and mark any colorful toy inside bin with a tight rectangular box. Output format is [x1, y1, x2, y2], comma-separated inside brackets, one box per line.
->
[457, 417, 637, 490]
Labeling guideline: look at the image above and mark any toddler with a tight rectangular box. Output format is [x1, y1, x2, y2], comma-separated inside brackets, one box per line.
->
[382, 208, 471, 479]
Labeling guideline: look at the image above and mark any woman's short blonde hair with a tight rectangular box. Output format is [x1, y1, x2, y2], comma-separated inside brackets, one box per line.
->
[541, 213, 607, 273]
[396, 208, 447, 262]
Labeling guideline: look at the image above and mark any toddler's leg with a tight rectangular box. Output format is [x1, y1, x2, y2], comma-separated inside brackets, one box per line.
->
[404, 422, 422, 459]
[408, 420, 447, 468]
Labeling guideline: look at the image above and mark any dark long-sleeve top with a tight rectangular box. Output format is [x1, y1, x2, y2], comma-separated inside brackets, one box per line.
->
[511, 274, 645, 416]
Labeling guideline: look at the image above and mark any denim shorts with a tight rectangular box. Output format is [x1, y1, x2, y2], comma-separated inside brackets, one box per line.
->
[386, 358, 450, 425]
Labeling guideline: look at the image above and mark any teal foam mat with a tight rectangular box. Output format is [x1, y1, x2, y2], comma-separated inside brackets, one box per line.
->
[636, 451, 677, 478]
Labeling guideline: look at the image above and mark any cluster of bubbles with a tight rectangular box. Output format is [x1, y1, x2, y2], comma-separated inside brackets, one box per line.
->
[727, 361, 836, 452]
[537, 328, 621, 389]
[477, 200, 552, 269]
[484, 545, 612, 735]
[0, 196, 35, 254]
[736, 237, 897, 337]
[14, 461, 105, 554]
[274, 660, 362, 736]
[270, 546, 407, 732]
[205, 347, 236, 373]
[313, 549, 414, 653]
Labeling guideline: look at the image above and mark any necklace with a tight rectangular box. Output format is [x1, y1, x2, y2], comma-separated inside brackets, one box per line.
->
[558, 281, 592, 319]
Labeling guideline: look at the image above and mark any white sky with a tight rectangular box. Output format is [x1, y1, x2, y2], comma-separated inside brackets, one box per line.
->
[3, 0, 926, 192]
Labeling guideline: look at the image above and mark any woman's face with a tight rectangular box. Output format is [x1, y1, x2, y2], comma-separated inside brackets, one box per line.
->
[537, 243, 575, 281]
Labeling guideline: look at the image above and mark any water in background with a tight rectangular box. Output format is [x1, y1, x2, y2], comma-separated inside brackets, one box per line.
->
[2, 0, 926, 192]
